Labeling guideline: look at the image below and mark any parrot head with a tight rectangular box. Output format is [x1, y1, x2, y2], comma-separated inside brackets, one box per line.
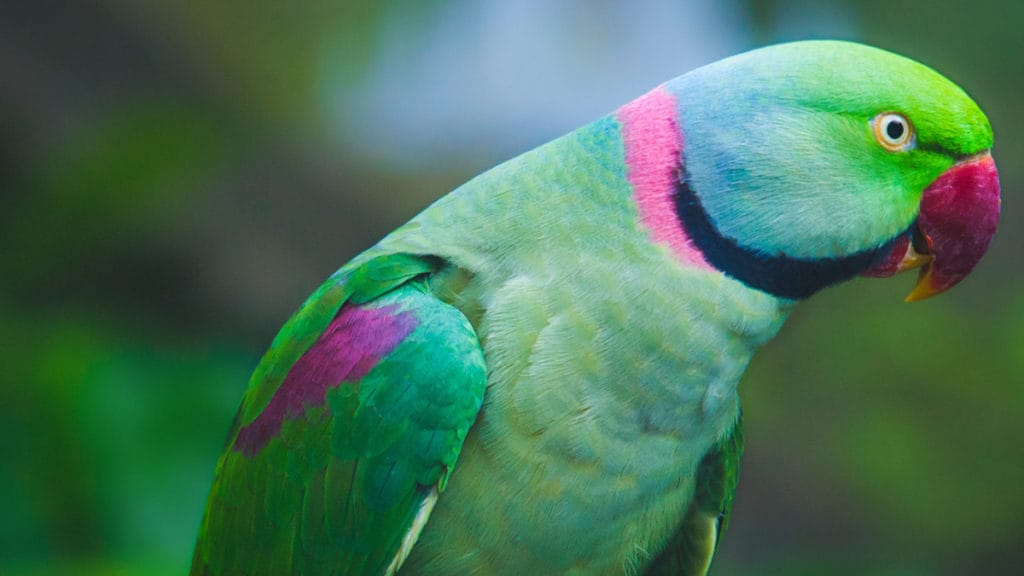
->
[665, 40, 1000, 301]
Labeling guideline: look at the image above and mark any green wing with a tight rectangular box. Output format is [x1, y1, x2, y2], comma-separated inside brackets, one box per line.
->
[191, 254, 488, 576]
[646, 414, 744, 576]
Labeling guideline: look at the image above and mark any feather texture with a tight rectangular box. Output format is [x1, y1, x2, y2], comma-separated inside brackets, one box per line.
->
[193, 40, 997, 575]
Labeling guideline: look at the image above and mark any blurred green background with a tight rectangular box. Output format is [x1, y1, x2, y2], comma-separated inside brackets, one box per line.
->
[2, 1, 1020, 574]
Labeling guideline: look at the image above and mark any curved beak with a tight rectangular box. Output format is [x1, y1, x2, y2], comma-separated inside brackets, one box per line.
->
[862, 152, 1001, 301]
[905, 152, 1001, 301]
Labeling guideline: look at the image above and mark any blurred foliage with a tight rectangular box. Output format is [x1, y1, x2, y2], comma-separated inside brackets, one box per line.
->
[1, 1, 1020, 575]
[108, 0, 391, 129]
[0, 310, 251, 573]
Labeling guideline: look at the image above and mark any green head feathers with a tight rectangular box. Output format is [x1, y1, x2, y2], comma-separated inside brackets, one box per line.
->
[667, 40, 993, 261]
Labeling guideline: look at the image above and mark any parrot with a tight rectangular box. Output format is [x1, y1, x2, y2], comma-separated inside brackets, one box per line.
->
[191, 40, 1001, 575]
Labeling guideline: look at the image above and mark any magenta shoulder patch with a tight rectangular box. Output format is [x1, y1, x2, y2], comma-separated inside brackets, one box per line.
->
[618, 86, 712, 271]
[233, 303, 417, 456]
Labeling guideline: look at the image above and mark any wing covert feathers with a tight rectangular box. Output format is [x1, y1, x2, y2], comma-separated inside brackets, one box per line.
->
[191, 254, 487, 576]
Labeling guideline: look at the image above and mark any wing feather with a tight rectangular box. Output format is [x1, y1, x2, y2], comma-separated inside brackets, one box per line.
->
[645, 413, 744, 576]
[192, 255, 487, 576]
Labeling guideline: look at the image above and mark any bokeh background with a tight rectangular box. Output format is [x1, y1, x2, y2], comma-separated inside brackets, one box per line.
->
[2, 1, 1021, 574]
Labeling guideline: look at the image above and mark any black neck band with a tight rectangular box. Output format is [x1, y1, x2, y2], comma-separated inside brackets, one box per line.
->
[673, 178, 891, 300]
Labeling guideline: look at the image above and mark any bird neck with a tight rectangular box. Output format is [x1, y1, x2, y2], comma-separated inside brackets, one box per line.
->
[618, 85, 894, 301]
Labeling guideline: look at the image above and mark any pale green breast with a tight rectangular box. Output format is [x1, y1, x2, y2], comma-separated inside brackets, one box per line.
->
[359, 116, 789, 574]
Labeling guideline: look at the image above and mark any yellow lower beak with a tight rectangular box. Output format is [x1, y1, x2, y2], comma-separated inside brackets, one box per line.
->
[905, 265, 940, 302]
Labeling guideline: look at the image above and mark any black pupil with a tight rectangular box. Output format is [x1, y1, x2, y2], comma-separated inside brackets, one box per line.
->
[886, 119, 905, 140]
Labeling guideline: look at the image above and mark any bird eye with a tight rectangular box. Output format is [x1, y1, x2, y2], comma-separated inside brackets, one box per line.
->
[872, 112, 915, 152]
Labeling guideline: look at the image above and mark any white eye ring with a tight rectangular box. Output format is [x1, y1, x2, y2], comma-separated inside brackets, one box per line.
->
[873, 112, 915, 151]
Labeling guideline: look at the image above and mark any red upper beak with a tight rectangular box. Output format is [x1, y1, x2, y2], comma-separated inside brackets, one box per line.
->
[863, 152, 1001, 301]
[907, 152, 1001, 301]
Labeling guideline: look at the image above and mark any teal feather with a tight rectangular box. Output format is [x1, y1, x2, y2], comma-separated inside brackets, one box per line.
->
[192, 255, 487, 576]
[193, 41, 996, 575]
